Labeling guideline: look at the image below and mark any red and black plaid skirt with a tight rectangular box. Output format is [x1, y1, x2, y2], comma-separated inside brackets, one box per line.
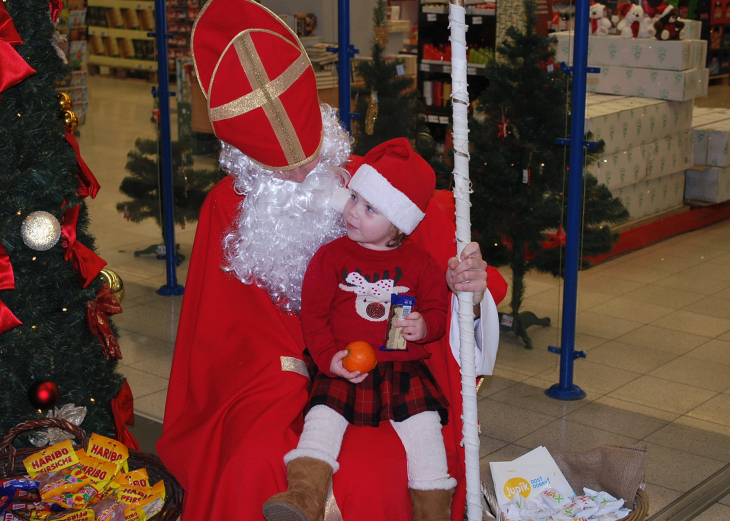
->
[305, 360, 449, 428]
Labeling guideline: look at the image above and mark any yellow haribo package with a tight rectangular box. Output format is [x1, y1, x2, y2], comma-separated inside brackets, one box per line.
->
[91, 497, 127, 521]
[45, 485, 97, 510]
[117, 485, 149, 506]
[46, 509, 96, 521]
[122, 494, 164, 521]
[113, 469, 149, 489]
[24, 441, 79, 478]
[38, 464, 90, 501]
[118, 480, 165, 507]
[86, 434, 129, 473]
[77, 453, 118, 495]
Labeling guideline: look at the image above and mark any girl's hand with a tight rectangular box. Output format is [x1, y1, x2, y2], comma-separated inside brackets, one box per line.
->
[330, 350, 369, 384]
[446, 241, 487, 305]
[395, 312, 427, 342]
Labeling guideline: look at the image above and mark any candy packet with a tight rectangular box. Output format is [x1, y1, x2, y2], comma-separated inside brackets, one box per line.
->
[1, 482, 40, 493]
[45, 485, 97, 510]
[24, 441, 79, 478]
[91, 497, 126, 521]
[118, 481, 165, 507]
[76, 453, 118, 496]
[113, 470, 149, 489]
[46, 510, 95, 521]
[123, 494, 164, 521]
[86, 435, 129, 474]
[382, 295, 414, 351]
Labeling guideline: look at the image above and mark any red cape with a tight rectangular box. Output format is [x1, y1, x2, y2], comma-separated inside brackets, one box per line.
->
[158, 176, 506, 520]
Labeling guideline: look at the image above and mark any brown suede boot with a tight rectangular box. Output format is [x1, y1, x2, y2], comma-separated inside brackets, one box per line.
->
[262, 457, 333, 521]
[409, 488, 455, 521]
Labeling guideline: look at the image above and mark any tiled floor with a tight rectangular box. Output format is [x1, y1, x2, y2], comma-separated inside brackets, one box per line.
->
[81, 75, 730, 518]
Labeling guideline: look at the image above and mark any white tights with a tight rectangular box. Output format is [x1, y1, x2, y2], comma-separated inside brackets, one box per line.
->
[285, 405, 456, 490]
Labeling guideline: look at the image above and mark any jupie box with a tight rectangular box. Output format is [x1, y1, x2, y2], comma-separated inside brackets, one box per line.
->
[685, 166, 730, 203]
[586, 97, 694, 155]
[490, 446, 574, 509]
[586, 67, 709, 101]
[589, 130, 693, 191]
[611, 171, 686, 219]
[554, 33, 707, 72]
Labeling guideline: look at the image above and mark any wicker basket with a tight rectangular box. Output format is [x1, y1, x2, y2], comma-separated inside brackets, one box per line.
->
[0, 418, 183, 521]
[482, 485, 649, 521]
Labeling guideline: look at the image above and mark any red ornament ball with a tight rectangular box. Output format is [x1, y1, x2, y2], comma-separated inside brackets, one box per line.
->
[28, 381, 60, 411]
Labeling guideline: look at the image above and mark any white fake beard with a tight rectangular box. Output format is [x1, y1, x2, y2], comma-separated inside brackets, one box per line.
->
[222, 167, 347, 313]
[221, 104, 351, 313]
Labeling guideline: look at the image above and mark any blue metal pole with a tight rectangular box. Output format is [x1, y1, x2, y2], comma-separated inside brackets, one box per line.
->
[337, 0, 351, 132]
[546, 0, 589, 400]
[154, 0, 184, 297]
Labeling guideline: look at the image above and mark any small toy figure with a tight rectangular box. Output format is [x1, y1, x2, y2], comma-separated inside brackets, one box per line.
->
[589, 1, 613, 36]
[654, 5, 686, 40]
[616, 2, 656, 38]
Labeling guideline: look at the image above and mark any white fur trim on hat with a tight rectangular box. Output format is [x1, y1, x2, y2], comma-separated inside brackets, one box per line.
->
[661, 5, 674, 17]
[348, 164, 426, 235]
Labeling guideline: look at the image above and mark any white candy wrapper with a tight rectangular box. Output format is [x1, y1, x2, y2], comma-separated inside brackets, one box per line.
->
[502, 487, 632, 521]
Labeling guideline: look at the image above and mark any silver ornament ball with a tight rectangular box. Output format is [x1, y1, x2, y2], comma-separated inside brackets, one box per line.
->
[21, 211, 62, 251]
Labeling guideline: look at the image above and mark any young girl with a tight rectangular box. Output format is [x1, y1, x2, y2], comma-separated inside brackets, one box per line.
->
[263, 138, 456, 521]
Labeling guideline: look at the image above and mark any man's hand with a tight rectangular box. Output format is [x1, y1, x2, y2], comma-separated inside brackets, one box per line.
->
[395, 312, 427, 342]
[330, 350, 369, 383]
[446, 241, 487, 305]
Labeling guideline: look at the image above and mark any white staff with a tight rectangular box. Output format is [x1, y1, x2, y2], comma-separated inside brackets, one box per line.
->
[449, 1, 481, 520]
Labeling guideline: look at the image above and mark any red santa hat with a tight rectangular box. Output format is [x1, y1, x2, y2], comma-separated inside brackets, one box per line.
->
[616, 2, 635, 17]
[347, 138, 435, 235]
[190, 0, 322, 171]
[660, 4, 675, 17]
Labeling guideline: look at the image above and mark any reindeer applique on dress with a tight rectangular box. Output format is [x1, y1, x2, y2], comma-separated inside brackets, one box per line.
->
[339, 269, 410, 322]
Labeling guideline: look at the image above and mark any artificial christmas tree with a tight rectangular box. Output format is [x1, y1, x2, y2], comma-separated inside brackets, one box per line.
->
[352, 0, 450, 184]
[0, 0, 124, 442]
[470, 0, 628, 348]
[117, 137, 223, 229]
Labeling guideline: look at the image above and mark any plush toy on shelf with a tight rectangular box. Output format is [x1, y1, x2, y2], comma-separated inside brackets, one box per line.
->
[589, 1, 613, 36]
[615, 2, 656, 38]
[654, 5, 686, 40]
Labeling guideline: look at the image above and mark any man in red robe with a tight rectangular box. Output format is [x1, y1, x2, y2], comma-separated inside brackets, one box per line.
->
[157, 2, 507, 519]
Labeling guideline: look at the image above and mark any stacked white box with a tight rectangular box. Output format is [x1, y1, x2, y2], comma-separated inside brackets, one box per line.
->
[691, 109, 730, 167]
[585, 97, 694, 154]
[589, 130, 693, 190]
[586, 67, 709, 101]
[611, 171, 687, 219]
[555, 33, 708, 72]
[685, 166, 730, 203]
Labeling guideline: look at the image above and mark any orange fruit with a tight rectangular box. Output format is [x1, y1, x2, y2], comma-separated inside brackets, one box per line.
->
[342, 341, 378, 373]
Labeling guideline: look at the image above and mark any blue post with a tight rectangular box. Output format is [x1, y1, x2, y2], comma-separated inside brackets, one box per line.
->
[546, 0, 589, 400]
[153, 0, 184, 297]
[337, 0, 351, 132]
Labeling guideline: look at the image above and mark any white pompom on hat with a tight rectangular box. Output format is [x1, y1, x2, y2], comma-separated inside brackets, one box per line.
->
[347, 138, 435, 235]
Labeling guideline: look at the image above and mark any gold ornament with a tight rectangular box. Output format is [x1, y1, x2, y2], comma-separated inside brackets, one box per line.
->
[374, 26, 389, 48]
[21, 211, 62, 251]
[100, 268, 125, 304]
[58, 92, 72, 111]
[63, 110, 78, 132]
[365, 91, 379, 136]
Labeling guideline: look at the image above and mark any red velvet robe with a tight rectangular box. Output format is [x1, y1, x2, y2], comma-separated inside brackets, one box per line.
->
[157, 176, 507, 520]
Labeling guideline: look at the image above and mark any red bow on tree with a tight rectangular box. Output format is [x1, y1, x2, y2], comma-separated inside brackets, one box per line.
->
[47, 0, 64, 23]
[61, 205, 107, 287]
[0, 244, 22, 335]
[0, 2, 36, 97]
[87, 284, 123, 360]
[65, 131, 100, 199]
[539, 58, 556, 73]
[541, 226, 567, 250]
[497, 117, 509, 142]
[111, 381, 141, 450]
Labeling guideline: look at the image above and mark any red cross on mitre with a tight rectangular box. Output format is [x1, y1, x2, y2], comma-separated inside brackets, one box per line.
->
[192, 0, 322, 170]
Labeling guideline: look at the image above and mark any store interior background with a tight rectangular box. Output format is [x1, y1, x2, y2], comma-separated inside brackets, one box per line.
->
[66, 0, 730, 517]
